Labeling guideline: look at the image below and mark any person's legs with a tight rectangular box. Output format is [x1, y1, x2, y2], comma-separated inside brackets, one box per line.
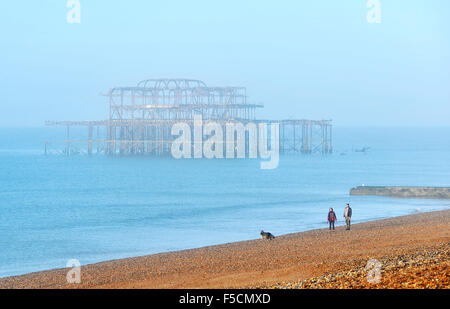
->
[332, 221, 335, 230]
[347, 218, 351, 230]
[329, 221, 332, 230]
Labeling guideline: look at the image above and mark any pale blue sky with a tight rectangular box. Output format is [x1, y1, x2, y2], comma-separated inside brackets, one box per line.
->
[0, 1, 449, 126]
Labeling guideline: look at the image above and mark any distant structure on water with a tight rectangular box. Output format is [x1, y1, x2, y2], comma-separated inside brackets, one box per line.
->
[45, 79, 332, 156]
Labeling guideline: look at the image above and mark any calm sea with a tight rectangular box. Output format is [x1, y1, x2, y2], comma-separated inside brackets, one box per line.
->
[0, 127, 449, 278]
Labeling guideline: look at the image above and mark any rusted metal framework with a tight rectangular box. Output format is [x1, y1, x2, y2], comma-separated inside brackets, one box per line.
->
[45, 79, 332, 156]
[109, 79, 256, 121]
[276, 120, 333, 154]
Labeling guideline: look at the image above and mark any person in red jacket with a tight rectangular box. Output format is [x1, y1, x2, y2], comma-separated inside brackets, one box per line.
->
[327, 208, 337, 230]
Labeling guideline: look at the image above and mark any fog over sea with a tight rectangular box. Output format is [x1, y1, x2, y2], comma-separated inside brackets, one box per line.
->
[0, 126, 449, 278]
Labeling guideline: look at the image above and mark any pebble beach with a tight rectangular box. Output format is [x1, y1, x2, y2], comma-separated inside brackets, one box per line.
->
[1, 210, 448, 289]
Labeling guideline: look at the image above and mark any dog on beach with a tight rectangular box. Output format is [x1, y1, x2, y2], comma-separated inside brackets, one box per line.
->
[260, 230, 275, 240]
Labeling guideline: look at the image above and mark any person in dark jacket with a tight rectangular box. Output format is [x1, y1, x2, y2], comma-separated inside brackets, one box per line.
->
[327, 208, 337, 230]
[344, 203, 352, 230]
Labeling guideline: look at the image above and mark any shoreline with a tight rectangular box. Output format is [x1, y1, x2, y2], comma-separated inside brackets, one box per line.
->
[0, 212, 422, 279]
[1, 209, 449, 289]
[0, 209, 444, 279]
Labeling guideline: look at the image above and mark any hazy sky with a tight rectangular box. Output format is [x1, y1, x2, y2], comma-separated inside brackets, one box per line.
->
[0, 1, 449, 127]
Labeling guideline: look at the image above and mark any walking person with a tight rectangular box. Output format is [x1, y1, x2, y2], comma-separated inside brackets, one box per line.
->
[327, 208, 337, 230]
[344, 203, 352, 230]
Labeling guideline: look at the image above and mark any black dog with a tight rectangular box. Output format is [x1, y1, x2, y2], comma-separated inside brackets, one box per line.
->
[260, 230, 275, 240]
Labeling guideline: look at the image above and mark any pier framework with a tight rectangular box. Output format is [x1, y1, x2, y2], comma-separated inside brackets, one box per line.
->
[45, 79, 332, 156]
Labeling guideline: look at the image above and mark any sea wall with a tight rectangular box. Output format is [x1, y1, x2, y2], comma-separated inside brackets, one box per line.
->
[350, 186, 450, 199]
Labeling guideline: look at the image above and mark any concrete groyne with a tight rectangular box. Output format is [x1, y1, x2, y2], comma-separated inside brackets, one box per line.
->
[350, 186, 450, 199]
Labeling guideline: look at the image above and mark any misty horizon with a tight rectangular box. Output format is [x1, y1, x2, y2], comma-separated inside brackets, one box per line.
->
[1, 1, 449, 127]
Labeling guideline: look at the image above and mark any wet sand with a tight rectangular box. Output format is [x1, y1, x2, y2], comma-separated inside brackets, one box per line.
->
[1, 210, 449, 289]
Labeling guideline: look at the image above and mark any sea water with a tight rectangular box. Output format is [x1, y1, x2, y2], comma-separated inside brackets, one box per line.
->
[0, 127, 449, 278]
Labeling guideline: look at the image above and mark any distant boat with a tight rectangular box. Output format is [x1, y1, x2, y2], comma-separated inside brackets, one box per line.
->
[355, 147, 370, 153]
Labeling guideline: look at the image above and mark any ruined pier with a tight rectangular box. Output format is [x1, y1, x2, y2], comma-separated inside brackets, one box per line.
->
[45, 79, 332, 156]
